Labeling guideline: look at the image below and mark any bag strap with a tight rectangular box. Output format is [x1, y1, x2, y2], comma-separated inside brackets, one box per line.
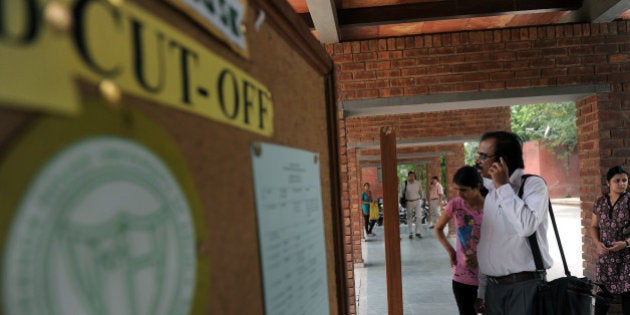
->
[520, 175, 572, 277]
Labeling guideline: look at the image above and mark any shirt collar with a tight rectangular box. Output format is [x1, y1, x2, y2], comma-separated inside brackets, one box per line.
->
[482, 168, 525, 191]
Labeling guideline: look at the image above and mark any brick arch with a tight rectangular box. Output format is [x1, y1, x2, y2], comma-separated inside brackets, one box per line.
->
[331, 21, 630, 313]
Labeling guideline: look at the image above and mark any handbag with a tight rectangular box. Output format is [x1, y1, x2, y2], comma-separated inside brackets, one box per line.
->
[369, 203, 380, 221]
[520, 175, 614, 315]
[399, 180, 407, 206]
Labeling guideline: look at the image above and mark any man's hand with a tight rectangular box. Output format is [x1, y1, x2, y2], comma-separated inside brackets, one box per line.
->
[474, 298, 485, 314]
[489, 157, 509, 188]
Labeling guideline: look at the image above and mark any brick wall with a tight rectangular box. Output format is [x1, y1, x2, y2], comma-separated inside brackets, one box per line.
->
[329, 23, 630, 102]
[329, 21, 630, 314]
[523, 141, 580, 198]
[577, 95, 601, 280]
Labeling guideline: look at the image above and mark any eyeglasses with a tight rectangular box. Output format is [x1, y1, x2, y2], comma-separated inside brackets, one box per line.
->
[475, 152, 496, 162]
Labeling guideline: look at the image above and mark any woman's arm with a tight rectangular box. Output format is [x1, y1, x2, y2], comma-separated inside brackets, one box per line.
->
[434, 211, 456, 266]
[589, 212, 609, 255]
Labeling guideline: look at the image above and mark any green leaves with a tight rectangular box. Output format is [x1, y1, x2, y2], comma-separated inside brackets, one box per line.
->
[511, 102, 577, 161]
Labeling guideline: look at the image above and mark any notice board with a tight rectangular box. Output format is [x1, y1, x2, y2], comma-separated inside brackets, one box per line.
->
[0, 0, 339, 314]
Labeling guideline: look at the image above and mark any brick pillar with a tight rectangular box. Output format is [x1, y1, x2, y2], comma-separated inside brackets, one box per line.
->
[578, 92, 630, 314]
[427, 157, 441, 185]
[361, 166, 382, 198]
[348, 147, 363, 263]
[577, 94, 601, 280]
[336, 108, 358, 314]
[443, 144, 466, 201]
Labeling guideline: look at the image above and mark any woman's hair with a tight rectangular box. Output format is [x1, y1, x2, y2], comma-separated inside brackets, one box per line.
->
[606, 165, 629, 183]
[363, 182, 370, 188]
[453, 165, 487, 197]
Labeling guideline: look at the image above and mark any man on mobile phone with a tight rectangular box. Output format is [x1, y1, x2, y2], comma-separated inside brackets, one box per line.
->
[473, 131, 552, 315]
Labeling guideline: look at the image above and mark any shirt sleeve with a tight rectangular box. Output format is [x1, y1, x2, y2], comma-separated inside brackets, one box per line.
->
[496, 176, 549, 237]
[592, 197, 602, 216]
[445, 199, 455, 217]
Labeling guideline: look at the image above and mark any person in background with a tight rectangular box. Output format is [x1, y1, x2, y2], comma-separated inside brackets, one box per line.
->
[361, 182, 376, 236]
[435, 166, 486, 315]
[589, 165, 630, 315]
[399, 171, 426, 239]
[428, 175, 444, 228]
[474, 131, 551, 315]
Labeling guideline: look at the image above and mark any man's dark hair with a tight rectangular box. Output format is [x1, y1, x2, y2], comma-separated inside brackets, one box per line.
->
[480, 131, 524, 175]
[408, 171, 415, 176]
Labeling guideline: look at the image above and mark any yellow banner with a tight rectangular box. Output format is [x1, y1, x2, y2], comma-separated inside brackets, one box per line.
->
[0, 0, 273, 137]
[0, 0, 79, 114]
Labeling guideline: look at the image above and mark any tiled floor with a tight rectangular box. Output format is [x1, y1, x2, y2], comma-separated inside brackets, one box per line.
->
[357, 222, 459, 315]
[355, 200, 582, 315]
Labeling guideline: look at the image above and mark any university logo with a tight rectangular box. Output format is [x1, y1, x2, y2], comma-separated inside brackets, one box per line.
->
[2, 137, 196, 315]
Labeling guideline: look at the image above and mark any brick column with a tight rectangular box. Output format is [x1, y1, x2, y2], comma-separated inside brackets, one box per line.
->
[578, 92, 630, 314]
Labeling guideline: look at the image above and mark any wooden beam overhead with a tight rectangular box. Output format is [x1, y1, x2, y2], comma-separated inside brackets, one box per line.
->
[299, 0, 581, 27]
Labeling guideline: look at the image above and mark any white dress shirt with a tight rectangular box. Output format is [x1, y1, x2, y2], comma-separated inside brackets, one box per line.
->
[477, 168, 553, 298]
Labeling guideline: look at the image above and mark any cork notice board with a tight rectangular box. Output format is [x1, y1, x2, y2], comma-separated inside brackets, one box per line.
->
[0, 0, 338, 314]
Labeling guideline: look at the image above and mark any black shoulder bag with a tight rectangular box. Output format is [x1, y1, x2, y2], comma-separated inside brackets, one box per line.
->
[399, 180, 407, 207]
[520, 175, 613, 315]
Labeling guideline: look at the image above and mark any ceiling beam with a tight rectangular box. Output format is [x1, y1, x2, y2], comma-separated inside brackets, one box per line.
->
[561, 0, 630, 22]
[342, 84, 610, 118]
[299, 0, 581, 28]
[358, 151, 454, 161]
[349, 135, 478, 149]
[306, 0, 340, 43]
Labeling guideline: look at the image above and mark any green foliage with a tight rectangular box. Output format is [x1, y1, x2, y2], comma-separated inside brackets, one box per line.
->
[511, 102, 577, 161]
[464, 142, 479, 166]
[397, 164, 427, 188]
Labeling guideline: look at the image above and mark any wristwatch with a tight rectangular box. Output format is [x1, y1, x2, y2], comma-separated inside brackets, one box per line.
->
[625, 240, 630, 248]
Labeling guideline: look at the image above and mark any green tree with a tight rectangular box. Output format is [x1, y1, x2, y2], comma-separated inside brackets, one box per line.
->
[511, 102, 577, 161]
[464, 142, 479, 166]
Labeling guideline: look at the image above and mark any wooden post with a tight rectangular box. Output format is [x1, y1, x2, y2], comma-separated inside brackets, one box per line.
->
[380, 126, 403, 315]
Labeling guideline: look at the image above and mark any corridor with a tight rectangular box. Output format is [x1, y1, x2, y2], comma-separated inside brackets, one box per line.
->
[355, 199, 583, 315]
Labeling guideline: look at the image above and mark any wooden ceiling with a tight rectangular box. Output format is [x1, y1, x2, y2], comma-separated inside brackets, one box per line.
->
[286, 0, 630, 43]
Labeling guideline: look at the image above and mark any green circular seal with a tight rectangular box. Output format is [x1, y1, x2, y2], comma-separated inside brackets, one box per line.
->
[3, 137, 196, 315]
[0, 100, 208, 315]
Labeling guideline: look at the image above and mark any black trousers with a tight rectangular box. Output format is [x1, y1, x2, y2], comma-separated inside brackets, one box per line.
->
[485, 278, 540, 315]
[452, 280, 478, 315]
[595, 291, 630, 315]
[363, 214, 375, 234]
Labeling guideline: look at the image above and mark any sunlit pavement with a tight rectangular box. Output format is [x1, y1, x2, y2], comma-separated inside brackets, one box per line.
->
[355, 199, 583, 315]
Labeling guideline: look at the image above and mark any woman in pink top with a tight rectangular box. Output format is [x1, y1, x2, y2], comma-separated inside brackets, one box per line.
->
[435, 166, 486, 315]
